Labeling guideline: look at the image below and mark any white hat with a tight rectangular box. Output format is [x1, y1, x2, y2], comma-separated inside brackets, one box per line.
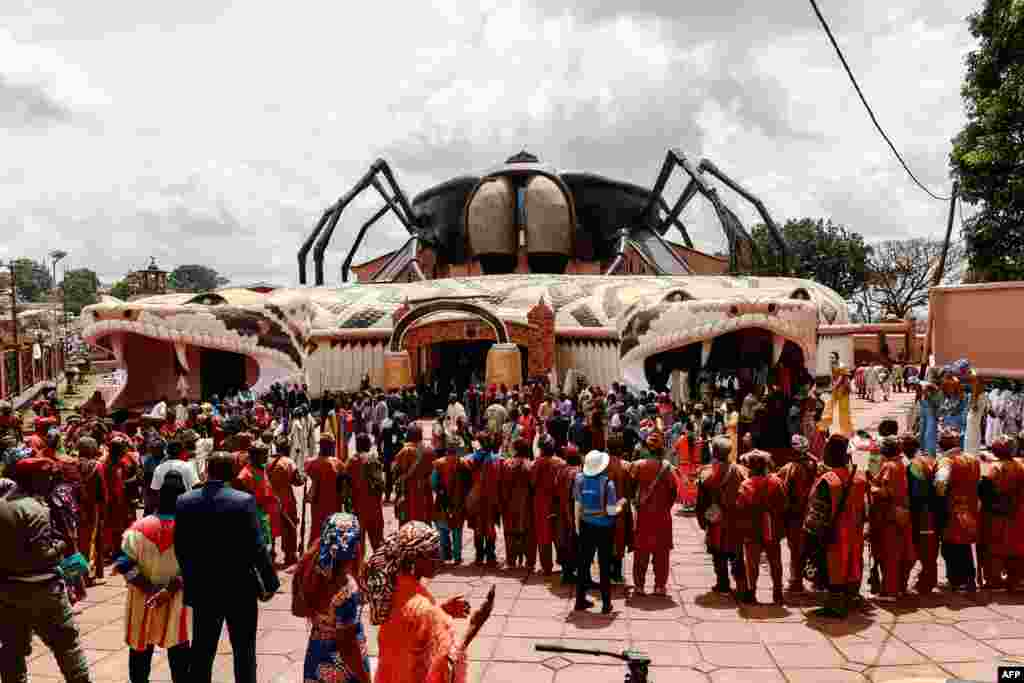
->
[582, 450, 610, 477]
[151, 459, 198, 492]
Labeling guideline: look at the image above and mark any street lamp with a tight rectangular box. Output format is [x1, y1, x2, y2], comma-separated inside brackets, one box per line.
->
[49, 250, 67, 348]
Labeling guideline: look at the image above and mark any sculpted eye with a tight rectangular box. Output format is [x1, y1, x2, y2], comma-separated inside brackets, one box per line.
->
[728, 305, 739, 317]
[768, 303, 778, 314]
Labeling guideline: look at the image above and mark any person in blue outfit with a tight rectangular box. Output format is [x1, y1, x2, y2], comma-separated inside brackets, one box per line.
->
[301, 513, 371, 683]
[573, 450, 621, 614]
[918, 381, 941, 456]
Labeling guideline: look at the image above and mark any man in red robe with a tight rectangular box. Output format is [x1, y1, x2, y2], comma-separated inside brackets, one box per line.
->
[462, 432, 502, 566]
[980, 436, 1024, 588]
[935, 428, 980, 592]
[345, 433, 385, 552]
[304, 433, 341, 546]
[871, 436, 916, 597]
[775, 434, 823, 592]
[234, 442, 280, 552]
[432, 443, 468, 564]
[267, 434, 304, 566]
[554, 444, 582, 583]
[605, 434, 633, 584]
[630, 431, 675, 595]
[735, 450, 786, 605]
[500, 438, 534, 570]
[392, 424, 434, 526]
[696, 435, 749, 595]
[98, 436, 141, 565]
[803, 434, 867, 618]
[74, 436, 106, 585]
[529, 436, 565, 575]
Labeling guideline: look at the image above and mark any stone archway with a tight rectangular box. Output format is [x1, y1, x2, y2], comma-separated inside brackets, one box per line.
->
[388, 300, 510, 352]
[383, 299, 522, 390]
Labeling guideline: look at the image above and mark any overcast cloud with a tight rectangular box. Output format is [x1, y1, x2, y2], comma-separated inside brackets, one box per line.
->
[1, 0, 980, 287]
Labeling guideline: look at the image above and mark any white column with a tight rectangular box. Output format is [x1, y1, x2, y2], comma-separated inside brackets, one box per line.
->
[372, 342, 384, 387]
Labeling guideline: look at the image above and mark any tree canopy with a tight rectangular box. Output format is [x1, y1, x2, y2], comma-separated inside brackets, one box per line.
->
[950, 0, 1024, 281]
[61, 268, 100, 315]
[169, 264, 229, 292]
[751, 218, 872, 299]
[11, 258, 53, 302]
[861, 238, 965, 320]
[109, 280, 132, 300]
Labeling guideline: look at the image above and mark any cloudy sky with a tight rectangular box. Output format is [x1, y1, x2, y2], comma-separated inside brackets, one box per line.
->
[2, 0, 980, 287]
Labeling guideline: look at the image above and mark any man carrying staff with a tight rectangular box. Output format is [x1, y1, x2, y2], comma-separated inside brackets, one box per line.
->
[346, 432, 386, 552]
[432, 442, 468, 564]
[305, 433, 341, 545]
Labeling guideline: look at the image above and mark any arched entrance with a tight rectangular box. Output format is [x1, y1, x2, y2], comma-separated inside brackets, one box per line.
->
[385, 300, 525, 403]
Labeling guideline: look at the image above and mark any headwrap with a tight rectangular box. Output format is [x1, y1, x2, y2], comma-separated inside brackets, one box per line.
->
[791, 434, 809, 452]
[317, 513, 361, 574]
[361, 521, 440, 625]
[646, 430, 664, 451]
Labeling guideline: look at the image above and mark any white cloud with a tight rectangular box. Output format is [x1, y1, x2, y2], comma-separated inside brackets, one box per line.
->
[1, 0, 981, 287]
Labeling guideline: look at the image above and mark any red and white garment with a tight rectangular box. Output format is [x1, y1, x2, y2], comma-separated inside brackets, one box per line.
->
[121, 516, 191, 651]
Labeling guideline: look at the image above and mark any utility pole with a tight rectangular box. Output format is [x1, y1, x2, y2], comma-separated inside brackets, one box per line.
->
[921, 181, 959, 375]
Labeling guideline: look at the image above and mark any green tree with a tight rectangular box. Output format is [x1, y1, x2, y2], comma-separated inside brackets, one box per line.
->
[109, 280, 132, 300]
[169, 264, 229, 292]
[950, 0, 1024, 281]
[11, 258, 53, 302]
[751, 218, 872, 298]
[61, 268, 100, 314]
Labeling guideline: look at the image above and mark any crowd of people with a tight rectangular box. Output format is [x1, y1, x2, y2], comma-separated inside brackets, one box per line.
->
[1, 361, 1021, 682]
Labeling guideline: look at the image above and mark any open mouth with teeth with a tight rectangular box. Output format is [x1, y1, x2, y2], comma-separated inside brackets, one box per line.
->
[81, 298, 309, 409]
[617, 296, 819, 390]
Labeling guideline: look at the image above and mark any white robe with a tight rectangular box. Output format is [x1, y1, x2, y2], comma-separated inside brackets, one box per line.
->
[965, 392, 990, 453]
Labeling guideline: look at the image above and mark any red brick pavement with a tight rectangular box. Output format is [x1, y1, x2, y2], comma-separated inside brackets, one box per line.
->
[31, 390, 1016, 682]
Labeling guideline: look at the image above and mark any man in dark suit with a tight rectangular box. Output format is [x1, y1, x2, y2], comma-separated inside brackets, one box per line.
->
[175, 453, 279, 683]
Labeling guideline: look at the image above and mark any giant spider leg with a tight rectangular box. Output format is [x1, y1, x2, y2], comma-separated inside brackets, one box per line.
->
[641, 149, 786, 274]
[302, 159, 417, 286]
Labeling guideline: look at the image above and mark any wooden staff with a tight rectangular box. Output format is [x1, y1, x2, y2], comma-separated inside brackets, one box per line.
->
[299, 480, 309, 550]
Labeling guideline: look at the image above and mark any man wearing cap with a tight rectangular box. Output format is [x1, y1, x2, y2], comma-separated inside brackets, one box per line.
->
[871, 436, 915, 597]
[574, 449, 620, 613]
[393, 424, 435, 527]
[0, 457, 93, 683]
[736, 450, 786, 605]
[630, 430, 676, 596]
[697, 436, 750, 595]
[978, 435, 1024, 589]
[802, 434, 867, 618]
[529, 435, 565, 576]
[775, 434, 824, 592]
[935, 427, 980, 591]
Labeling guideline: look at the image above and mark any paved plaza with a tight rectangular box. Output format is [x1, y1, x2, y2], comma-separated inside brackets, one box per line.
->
[29, 392, 1019, 682]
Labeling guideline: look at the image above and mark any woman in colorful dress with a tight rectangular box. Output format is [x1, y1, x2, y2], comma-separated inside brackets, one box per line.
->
[301, 513, 371, 683]
[365, 521, 495, 683]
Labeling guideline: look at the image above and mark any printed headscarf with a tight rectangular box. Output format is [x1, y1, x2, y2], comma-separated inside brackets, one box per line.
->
[317, 513, 361, 575]
[361, 521, 440, 625]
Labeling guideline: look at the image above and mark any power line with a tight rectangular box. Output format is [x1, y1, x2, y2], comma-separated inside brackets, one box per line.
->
[807, 0, 952, 202]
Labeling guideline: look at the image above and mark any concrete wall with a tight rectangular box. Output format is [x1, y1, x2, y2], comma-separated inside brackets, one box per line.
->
[930, 281, 1024, 378]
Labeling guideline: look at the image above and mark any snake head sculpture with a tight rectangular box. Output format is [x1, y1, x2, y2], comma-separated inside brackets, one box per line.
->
[81, 289, 313, 408]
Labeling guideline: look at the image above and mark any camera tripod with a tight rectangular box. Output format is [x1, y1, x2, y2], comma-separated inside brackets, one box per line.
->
[535, 643, 652, 682]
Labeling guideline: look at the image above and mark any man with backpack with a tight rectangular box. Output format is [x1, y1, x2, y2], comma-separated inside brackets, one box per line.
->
[573, 449, 621, 613]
